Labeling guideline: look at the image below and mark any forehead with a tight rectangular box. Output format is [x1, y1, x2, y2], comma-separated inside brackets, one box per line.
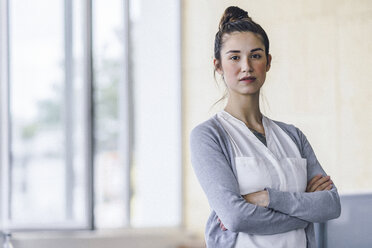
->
[221, 31, 265, 52]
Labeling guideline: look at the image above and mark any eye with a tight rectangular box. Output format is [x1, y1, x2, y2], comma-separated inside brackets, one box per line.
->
[230, 55, 240, 61]
[251, 54, 262, 59]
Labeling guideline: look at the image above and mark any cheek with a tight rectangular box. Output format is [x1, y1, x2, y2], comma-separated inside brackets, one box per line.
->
[222, 63, 240, 76]
[255, 63, 267, 73]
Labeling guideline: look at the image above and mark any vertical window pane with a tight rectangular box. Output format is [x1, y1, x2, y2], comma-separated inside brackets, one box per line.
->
[8, 0, 87, 227]
[71, 0, 89, 226]
[93, 0, 127, 228]
[130, 0, 181, 227]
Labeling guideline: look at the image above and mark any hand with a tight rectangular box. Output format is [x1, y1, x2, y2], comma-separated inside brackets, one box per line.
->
[306, 174, 333, 192]
[217, 190, 269, 231]
[217, 217, 227, 231]
[242, 190, 269, 207]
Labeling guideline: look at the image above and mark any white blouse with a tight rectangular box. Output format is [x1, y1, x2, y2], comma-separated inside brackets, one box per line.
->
[216, 110, 307, 248]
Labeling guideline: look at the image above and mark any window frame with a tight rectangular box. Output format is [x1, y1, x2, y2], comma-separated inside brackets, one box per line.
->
[0, 0, 11, 232]
[0, 0, 99, 231]
[0, 0, 182, 232]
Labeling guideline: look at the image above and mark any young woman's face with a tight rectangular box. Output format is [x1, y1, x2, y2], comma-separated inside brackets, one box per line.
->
[215, 31, 271, 97]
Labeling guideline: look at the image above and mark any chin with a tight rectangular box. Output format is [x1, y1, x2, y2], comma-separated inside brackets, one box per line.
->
[239, 88, 260, 96]
[229, 86, 261, 96]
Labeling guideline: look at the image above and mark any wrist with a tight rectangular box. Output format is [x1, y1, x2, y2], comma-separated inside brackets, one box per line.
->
[262, 190, 269, 207]
[263, 188, 269, 208]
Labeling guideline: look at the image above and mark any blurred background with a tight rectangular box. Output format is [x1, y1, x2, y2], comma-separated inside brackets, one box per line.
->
[0, 0, 371, 247]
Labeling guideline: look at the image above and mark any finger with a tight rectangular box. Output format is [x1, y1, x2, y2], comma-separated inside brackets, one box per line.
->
[315, 180, 333, 191]
[325, 185, 333, 190]
[307, 174, 322, 187]
[309, 176, 330, 192]
[306, 174, 322, 191]
[318, 180, 333, 191]
[219, 222, 227, 231]
[310, 176, 330, 192]
[306, 175, 323, 192]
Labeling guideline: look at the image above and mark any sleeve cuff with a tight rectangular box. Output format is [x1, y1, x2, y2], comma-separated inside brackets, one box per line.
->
[265, 187, 281, 209]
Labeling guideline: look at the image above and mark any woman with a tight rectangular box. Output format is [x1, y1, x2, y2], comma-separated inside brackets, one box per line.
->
[190, 6, 341, 248]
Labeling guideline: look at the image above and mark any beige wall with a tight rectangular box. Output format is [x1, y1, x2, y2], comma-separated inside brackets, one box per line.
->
[182, 0, 372, 235]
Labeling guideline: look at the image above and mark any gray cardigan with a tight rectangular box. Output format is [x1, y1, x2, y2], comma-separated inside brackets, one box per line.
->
[190, 115, 341, 248]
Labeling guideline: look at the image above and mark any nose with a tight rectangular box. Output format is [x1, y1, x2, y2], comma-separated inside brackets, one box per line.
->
[242, 58, 253, 73]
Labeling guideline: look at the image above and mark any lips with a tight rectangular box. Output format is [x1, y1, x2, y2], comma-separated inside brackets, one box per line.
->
[240, 76, 256, 82]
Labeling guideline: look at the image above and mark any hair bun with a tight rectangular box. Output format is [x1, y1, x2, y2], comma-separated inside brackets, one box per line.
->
[219, 6, 252, 30]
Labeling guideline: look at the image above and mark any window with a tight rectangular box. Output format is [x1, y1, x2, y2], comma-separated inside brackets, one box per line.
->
[0, 0, 181, 231]
[1, 0, 89, 229]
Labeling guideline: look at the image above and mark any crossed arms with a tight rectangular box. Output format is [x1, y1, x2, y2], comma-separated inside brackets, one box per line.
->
[190, 125, 341, 235]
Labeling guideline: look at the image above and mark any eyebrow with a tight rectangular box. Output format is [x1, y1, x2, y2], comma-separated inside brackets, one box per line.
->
[225, 48, 264, 54]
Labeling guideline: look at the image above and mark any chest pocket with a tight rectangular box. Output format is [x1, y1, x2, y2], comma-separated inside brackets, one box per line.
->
[279, 158, 307, 192]
[235, 157, 273, 195]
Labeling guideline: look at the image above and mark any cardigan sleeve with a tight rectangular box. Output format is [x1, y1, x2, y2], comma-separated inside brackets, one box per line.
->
[190, 124, 309, 234]
[266, 127, 341, 223]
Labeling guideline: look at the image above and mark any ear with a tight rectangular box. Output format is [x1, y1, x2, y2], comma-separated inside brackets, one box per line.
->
[213, 58, 223, 75]
[266, 54, 272, 72]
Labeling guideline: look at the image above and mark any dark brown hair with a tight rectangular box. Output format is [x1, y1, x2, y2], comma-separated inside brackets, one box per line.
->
[214, 6, 270, 67]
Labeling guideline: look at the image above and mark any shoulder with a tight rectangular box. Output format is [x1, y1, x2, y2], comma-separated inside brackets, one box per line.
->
[190, 114, 232, 150]
[190, 115, 225, 143]
[271, 118, 307, 155]
[190, 115, 233, 166]
[272, 119, 303, 138]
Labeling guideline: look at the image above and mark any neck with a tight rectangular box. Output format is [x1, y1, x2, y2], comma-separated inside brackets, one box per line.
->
[224, 92, 263, 129]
